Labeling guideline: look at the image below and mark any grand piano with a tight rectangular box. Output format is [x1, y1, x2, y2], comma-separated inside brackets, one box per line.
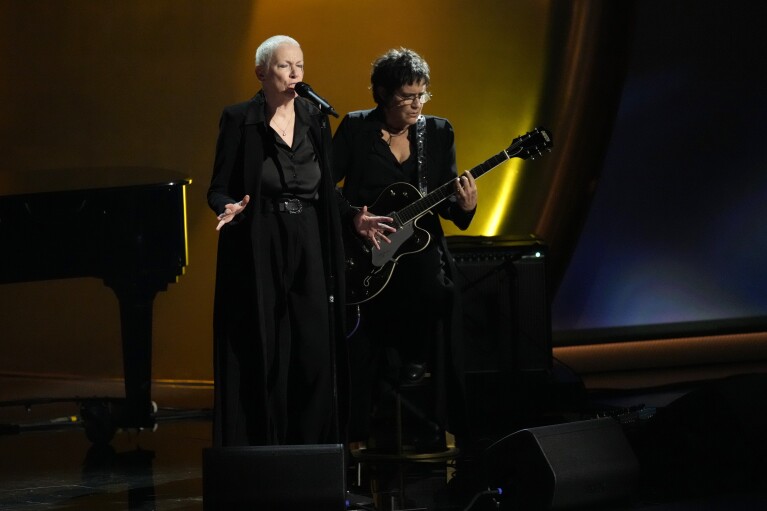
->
[0, 167, 191, 441]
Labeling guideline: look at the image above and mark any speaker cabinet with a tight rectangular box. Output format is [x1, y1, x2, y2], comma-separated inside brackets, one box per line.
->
[448, 237, 553, 431]
[483, 418, 639, 510]
[632, 373, 767, 498]
[448, 237, 552, 375]
[202, 443, 346, 511]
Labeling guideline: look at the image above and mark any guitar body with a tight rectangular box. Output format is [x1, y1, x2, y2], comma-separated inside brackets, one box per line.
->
[343, 127, 553, 305]
[345, 182, 431, 305]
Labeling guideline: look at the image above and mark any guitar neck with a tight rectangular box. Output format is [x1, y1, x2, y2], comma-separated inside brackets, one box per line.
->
[396, 148, 511, 225]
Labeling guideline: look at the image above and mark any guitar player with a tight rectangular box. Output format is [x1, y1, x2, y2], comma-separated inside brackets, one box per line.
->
[333, 47, 478, 452]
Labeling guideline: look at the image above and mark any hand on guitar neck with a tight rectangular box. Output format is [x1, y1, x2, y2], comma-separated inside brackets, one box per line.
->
[455, 172, 478, 212]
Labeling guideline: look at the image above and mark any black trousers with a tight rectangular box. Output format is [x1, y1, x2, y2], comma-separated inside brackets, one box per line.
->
[346, 244, 454, 442]
[258, 206, 333, 444]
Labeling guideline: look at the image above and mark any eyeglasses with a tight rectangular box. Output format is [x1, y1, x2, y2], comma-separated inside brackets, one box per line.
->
[394, 91, 432, 105]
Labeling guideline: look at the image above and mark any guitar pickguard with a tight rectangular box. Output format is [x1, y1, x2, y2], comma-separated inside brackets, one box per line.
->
[372, 222, 414, 267]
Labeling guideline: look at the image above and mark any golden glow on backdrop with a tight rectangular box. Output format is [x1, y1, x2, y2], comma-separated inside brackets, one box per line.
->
[248, 0, 552, 237]
[0, 0, 555, 382]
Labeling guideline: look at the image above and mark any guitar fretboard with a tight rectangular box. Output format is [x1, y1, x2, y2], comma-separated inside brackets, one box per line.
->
[396, 149, 510, 225]
[393, 126, 551, 226]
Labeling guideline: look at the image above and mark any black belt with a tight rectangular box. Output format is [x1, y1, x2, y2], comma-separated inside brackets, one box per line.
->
[262, 198, 314, 214]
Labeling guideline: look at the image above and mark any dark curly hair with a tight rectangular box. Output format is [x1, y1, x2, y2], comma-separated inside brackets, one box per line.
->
[370, 48, 430, 106]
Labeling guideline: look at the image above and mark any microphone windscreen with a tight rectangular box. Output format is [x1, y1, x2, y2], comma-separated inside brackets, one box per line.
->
[295, 82, 311, 96]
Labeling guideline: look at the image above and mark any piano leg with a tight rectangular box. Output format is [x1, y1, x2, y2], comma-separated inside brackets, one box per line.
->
[76, 283, 158, 444]
[110, 283, 160, 432]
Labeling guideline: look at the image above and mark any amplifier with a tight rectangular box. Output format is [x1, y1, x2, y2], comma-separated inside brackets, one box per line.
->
[448, 236, 553, 432]
[448, 236, 552, 375]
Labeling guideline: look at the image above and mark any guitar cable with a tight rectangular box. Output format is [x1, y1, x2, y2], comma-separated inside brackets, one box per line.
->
[346, 304, 362, 339]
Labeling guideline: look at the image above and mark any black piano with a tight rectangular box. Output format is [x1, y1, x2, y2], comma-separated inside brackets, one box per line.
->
[0, 167, 191, 441]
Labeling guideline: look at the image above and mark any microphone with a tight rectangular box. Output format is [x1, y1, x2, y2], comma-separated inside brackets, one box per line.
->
[295, 82, 339, 118]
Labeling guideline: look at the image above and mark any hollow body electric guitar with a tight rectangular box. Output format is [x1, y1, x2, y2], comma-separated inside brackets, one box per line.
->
[344, 127, 553, 305]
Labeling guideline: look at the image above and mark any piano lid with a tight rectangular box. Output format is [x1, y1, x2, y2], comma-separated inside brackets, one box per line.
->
[0, 167, 191, 198]
[0, 166, 191, 286]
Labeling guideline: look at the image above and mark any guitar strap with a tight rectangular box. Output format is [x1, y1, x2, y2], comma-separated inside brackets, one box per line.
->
[415, 115, 427, 195]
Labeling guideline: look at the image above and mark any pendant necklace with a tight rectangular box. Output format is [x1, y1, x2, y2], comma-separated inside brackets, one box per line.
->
[272, 113, 294, 137]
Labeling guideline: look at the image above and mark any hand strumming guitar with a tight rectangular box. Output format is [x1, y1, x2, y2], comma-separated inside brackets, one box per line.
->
[354, 205, 396, 250]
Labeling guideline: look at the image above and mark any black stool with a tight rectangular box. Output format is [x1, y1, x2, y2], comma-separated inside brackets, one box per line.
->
[352, 362, 459, 462]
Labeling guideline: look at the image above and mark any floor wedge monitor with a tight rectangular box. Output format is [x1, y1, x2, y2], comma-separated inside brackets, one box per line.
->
[203, 443, 346, 511]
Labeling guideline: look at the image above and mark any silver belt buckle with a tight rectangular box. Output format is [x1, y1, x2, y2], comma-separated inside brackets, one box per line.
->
[285, 198, 303, 214]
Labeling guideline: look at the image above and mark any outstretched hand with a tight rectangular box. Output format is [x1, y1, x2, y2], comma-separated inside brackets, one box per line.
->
[216, 195, 250, 231]
[354, 206, 396, 250]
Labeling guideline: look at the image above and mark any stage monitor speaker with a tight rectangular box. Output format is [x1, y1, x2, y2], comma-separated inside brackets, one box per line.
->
[483, 418, 639, 510]
[202, 443, 346, 511]
[448, 237, 552, 377]
[632, 373, 767, 498]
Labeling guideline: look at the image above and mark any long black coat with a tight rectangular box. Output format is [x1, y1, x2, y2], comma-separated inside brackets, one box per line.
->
[207, 91, 351, 446]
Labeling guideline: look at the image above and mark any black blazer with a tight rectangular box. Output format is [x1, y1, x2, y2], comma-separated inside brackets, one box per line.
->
[333, 107, 474, 233]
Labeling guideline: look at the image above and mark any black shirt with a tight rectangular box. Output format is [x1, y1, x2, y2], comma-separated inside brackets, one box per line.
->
[260, 121, 320, 201]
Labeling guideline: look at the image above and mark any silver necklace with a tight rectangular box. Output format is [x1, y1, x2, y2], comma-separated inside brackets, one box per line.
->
[272, 114, 294, 137]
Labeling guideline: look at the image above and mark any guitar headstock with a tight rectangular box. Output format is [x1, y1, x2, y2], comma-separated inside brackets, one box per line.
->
[506, 127, 553, 160]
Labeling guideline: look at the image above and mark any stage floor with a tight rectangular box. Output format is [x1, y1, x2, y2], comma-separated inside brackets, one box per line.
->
[1, 373, 766, 510]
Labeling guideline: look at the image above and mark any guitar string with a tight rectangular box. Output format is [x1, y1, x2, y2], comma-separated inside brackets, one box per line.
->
[383, 133, 548, 221]
[399, 151, 509, 222]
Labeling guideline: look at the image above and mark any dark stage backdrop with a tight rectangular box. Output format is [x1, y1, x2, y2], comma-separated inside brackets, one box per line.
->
[551, 1, 767, 343]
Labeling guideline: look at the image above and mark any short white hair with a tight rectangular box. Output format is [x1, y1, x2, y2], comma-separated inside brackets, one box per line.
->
[255, 35, 300, 68]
